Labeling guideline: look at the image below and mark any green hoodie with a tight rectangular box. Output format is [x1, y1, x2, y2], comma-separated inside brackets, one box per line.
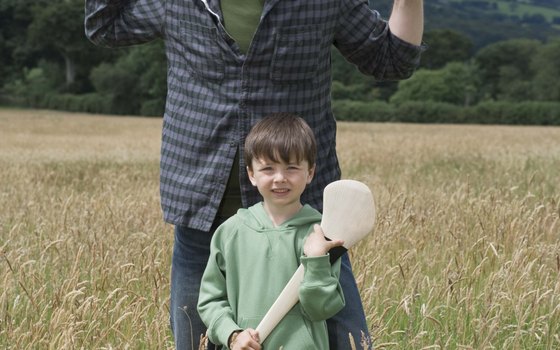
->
[198, 203, 345, 349]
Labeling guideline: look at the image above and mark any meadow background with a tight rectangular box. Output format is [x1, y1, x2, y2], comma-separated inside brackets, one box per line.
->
[2, 0, 560, 122]
[1, 108, 559, 349]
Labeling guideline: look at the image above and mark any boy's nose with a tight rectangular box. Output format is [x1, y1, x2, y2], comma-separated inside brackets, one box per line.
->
[273, 171, 287, 183]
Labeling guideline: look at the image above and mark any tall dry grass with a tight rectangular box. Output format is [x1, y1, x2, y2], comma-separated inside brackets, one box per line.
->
[337, 123, 560, 349]
[1, 109, 559, 349]
[1, 109, 170, 349]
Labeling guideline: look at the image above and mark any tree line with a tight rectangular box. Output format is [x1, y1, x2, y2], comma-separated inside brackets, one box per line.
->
[0, 0, 559, 124]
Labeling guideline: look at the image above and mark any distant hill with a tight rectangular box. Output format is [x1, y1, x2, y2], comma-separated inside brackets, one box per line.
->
[373, 0, 560, 49]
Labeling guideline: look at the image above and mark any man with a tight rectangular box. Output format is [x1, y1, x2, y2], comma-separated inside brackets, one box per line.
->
[85, 0, 423, 348]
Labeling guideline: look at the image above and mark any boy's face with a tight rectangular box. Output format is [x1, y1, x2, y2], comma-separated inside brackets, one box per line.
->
[247, 155, 315, 210]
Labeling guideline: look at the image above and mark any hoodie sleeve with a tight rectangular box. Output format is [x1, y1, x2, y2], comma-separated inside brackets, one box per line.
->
[298, 254, 345, 322]
[197, 227, 241, 347]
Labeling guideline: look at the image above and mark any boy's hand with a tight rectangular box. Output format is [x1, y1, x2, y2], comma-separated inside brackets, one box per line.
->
[230, 329, 261, 350]
[304, 224, 344, 257]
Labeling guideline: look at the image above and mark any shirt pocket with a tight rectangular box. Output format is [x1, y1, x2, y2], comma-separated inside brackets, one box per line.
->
[270, 26, 323, 82]
[180, 20, 225, 81]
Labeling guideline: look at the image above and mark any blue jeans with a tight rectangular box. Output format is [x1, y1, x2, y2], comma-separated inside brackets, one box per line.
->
[170, 224, 372, 350]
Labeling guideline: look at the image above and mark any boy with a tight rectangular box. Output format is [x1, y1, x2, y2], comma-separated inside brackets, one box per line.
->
[198, 113, 346, 349]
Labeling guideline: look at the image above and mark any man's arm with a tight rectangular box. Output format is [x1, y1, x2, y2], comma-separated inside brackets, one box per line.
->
[84, 0, 164, 47]
[333, 0, 424, 80]
[388, 0, 424, 46]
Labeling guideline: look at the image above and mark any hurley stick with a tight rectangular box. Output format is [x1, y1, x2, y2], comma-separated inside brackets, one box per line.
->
[255, 179, 376, 342]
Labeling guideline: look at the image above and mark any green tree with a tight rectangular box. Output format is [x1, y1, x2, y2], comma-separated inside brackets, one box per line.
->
[0, 32, 8, 91]
[90, 41, 167, 115]
[474, 39, 541, 100]
[531, 39, 560, 101]
[26, 0, 104, 92]
[0, 0, 43, 89]
[421, 29, 473, 69]
[390, 62, 478, 106]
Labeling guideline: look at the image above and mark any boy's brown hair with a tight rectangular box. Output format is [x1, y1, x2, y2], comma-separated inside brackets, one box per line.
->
[244, 113, 317, 169]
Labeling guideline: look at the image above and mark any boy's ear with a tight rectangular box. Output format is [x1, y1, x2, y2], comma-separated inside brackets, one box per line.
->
[247, 166, 257, 186]
[307, 164, 316, 184]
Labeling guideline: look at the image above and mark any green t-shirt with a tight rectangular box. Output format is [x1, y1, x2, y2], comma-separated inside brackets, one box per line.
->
[217, 0, 264, 218]
[221, 0, 264, 53]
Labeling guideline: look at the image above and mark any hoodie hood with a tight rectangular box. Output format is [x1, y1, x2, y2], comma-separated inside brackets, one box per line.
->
[236, 203, 322, 232]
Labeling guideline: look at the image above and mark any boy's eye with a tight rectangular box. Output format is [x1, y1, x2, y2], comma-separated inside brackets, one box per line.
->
[288, 163, 303, 169]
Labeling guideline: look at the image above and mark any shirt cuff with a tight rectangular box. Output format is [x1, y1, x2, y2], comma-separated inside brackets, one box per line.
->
[388, 27, 427, 70]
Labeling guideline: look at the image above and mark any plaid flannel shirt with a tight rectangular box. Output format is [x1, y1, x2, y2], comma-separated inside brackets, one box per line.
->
[85, 0, 422, 231]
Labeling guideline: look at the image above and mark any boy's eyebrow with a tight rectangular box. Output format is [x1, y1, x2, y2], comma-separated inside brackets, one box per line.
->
[258, 158, 301, 165]
[254, 158, 276, 166]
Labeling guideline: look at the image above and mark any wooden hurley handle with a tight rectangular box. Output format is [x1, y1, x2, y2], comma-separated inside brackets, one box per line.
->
[255, 265, 304, 341]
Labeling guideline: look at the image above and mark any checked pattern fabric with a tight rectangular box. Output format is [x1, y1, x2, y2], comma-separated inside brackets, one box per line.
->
[85, 0, 422, 231]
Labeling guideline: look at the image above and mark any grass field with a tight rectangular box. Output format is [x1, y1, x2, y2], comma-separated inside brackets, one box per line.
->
[1, 108, 559, 349]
